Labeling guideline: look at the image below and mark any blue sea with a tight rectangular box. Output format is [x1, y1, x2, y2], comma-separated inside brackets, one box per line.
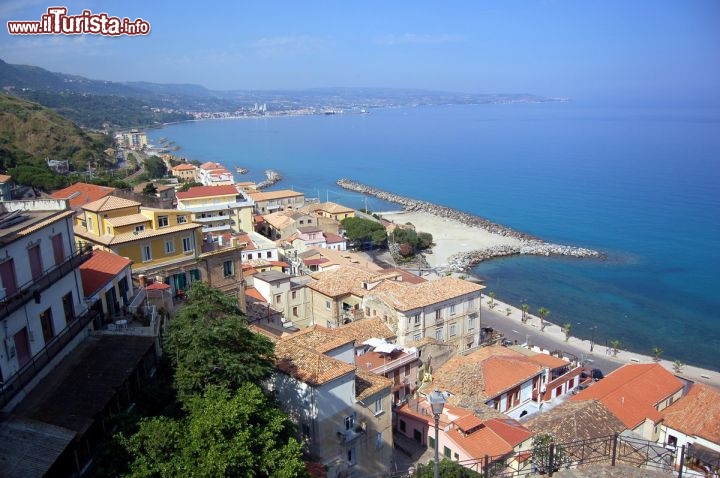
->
[149, 103, 720, 371]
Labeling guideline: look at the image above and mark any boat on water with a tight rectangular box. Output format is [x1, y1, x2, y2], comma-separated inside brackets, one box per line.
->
[236, 167, 248, 174]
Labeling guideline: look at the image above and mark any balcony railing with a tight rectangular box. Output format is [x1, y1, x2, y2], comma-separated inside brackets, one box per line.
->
[0, 300, 101, 409]
[0, 243, 93, 321]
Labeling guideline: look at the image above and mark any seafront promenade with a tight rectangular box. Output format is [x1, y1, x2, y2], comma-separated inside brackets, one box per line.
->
[337, 179, 602, 270]
[479, 293, 720, 388]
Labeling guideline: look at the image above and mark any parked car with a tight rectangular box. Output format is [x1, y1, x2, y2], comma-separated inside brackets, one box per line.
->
[580, 367, 604, 382]
[500, 338, 514, 347]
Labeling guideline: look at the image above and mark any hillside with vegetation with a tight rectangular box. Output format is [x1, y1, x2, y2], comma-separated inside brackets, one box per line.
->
[0, 93, 111, 173]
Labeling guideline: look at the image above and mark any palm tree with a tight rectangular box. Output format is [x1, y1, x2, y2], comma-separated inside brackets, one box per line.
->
[487, 292, 496, 309]
[672, 360, 685, 374]
[610, 339, 621, 356]
[563, 322, 572, 341]
[537, 307, 550, 332]
[521, 304, 529, 323]
[505, 307, 512, 317]
[651, 346, 663, 362]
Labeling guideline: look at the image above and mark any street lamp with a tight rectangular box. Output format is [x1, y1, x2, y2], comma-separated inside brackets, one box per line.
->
[589, 325, 598, 352]
[427, 389, 447, 478]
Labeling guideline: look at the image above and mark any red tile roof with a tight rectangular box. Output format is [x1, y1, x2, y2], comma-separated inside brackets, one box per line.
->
[274, 340, 355, 387]
[171, 163, 196, 171]
[245, 287, 266, 302]
[50, 182, 115, 208]
[570, 363, 684, 429]
[176, 184, 239, 200]
[79, 250, 132, 297]
[146, 282, 170, 290]
[662, 383, 720, 444]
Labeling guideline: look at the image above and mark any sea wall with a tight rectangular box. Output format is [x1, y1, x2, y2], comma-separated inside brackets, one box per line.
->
[257, 169, 282, 189]
[337, 178, 602, 270]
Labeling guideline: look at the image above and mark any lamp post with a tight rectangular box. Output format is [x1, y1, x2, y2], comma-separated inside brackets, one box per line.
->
[589, 325, 598, 352]
[427, 389, 447, 478]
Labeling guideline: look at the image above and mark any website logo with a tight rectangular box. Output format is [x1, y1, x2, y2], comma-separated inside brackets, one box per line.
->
[7, 7, 150, 36]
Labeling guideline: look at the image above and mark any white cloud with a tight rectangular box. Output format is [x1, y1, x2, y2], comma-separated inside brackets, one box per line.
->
[250, 35, 324, 57]
[376, 33, 466, 46]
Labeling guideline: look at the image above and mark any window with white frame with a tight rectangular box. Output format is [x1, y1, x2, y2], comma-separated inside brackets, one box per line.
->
[344, 413, 355, 431]
[450, 303, 456, 315]
[414, 332, 422, 341]
[158, 215, 169, 227]
[413, 314, 421, 327]
[164, 240, 175, 254]
[177, 215, 187, 224]
[468, 316, 476, 330]
[449, 323, 457, 336]
[325, 300, 331, 310]
[435, 328, 443, 340]
[374, 397, 383, 415]
[182, 236, 193, 253]
[135, 224, 145, 233]
[223, 260, 234, 277]
[141, 244, 152, 262]
[86, 216, 93, 231]
[375, 431, 383, 449]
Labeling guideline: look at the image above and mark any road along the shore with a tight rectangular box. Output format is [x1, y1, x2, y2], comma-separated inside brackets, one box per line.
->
[337, 179, 603, 271]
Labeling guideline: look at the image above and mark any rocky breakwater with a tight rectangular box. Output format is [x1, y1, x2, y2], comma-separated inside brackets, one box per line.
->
[337, 179, 603, 271]
[257, 170, 282, 190]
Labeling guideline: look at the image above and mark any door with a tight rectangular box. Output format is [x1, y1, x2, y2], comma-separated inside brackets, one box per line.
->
[14, 327, 31, 368]
[0, 258, 18, 296]
[51, 233, 65, 265]
[28, 245, 43, 279]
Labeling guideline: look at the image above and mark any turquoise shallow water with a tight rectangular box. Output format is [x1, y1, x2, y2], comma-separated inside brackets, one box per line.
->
[149, 103, 720, 370]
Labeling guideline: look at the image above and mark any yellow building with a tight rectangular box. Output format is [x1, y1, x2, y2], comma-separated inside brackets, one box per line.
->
[312, 201, 356, 221]
[170, 163, 199, 182]
[73, 196, 204, 290]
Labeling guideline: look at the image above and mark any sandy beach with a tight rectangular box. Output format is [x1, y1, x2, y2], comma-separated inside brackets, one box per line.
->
[380, 210, 526, 270]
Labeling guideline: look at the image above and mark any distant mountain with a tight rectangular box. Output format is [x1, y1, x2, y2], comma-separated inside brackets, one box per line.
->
[0, 93, 110, 171]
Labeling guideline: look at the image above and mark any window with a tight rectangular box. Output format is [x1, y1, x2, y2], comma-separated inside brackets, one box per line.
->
[164, 240, 175, 254]
[374, 397, 383, 415]
[450, 304, 456, 315]
[0, 258, 18, 295]
[223, 260, 234, 277]
[182, 236, 193, 253]
[435, 328, 443, 340]
[134, 224, 145, 233]
[275, 294, 282, 304]
[444, 446, 452, 458]
[414, 333, 422, 341]
[51, 234, 65, 265]
[399, 420, 406, 432]
[247, 253, 253, 260]
[449, 323, 457, 336]
[413, 314, 421, 327]
[454, 453, 459, 461]
[435, 309, 441, 321]
[344, 413, 355, 431]
[375, 431, 383, 449]
[266, 251, 271, 258]
[177, 215, 187, 224]
[293, 306, 298, 317]
[468, 317, 476, 330]
[40, 308, 54, 342]
[326, 300, 331, 310]
[62, 292, 75, 322]
[141, 244, 152, 262]
[428, 435, 435, 450]
[347, 446, 357, 465]
[106, 226, 112, 235]
[158, 215, 169, 227]
[86, 216, 93, 231]
[291, 290, 297, 299]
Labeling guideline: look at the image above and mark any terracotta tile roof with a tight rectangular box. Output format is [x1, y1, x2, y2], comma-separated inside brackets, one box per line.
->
[283, 325, 354, 354]
[199, 161, 225, 170]
[323, 232, 346, 244]
[0, 174, 11, 182]
[274, 340, 355, 387]
[316, 201, 354, 214]
[307, 266, 378, 297]
[82, 196, 141, 212]
[525, 399, 627, 442]
[453, 413, 485, 432]
[104, 213, 149, 227]
[484, 418, 535, 447]
[75, 222, 201, 246]
[249, 189, 304, 201]
[146, 282, 170, 290]
[171, 163, 196, 171]
[176, 184, 239, 200]
[355, 368, 392, 401]
[569, 363, 684, 429]
[432, 345, 543, 407]
[371, 276, 484, 312]
[333, 317, 396, 344]
[379, 267, 427, 284]
[262, 211, 295, 229]
[245, 287, 266, 302]
[50, 182, 115, 208]
[301, 248, 384, 272]
[662, 383, 720, 444]
[79, 250, 132, 297]
[525, 353, 569, 370]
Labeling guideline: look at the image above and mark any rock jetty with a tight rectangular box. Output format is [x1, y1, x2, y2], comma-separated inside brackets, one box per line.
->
[337, 178, 603, 271]
[257, 169, 282, 190]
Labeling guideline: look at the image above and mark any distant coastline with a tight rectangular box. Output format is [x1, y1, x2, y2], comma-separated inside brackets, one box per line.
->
[337, 178, 603, 270]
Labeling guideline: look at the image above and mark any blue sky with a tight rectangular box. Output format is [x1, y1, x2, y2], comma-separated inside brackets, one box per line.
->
[2, 0, 719, 102]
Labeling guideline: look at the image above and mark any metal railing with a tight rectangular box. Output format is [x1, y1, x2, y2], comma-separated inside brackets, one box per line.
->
[0, 243, 93, 320]
[391, 433, 720, 477]
[0, 302, 101, 409]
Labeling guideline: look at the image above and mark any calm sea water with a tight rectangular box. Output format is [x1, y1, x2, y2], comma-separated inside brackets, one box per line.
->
[149, 103, 720, 370]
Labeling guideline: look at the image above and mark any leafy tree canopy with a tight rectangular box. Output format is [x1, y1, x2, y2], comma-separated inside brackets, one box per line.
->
[177, 180, 203, 192]
[341, 216, 387, 246]
[413, 459, 482, 477]
[144, 155, 167, 179]
[163, 282, 276, 399]
[121, 384, 309, 478]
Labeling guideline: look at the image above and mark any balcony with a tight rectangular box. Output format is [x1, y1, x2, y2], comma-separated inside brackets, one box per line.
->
[0, 243, 93, 321]
[337, 424, 365, 443]
[0, 299, 102, 409]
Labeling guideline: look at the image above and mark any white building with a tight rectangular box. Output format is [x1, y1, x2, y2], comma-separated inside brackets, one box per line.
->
[0, 199, 100, 411]
[176, 184, 254, 234]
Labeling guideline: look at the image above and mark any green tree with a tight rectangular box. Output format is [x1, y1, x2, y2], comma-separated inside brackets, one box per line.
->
[563, 323, 572, 341]
[413, 458, 483, 477]
[531, 433, 569, 474]
[505, 307, 512, 317]
[142, 182, 157, 195]
[537, 307, 550, 332]
[417, 231, 434, 249]
[487, 292, 496, 309]
[652, 346, 663, 361]
[609, 339, 621, 357]
[341, 216, 387, 249]
[163, 282, 275, 399]
[144, 155, 167, 179]
[521, 303, 529, 323]
[121, 384, 309, 478]
[177, 180, 203, 192]
[672, 360, 685, 374]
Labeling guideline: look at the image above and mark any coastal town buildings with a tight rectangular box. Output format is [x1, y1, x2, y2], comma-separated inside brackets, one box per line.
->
[570, 363, 685, 441]
[249, 189, 305, 214]
[257, 209, 318, 240]
[197, 161, 235, 186]
[247, 270, 311, 328]
[119, 129, 148, 149]
[525, 399, 627, 443]
[176, 184, 254, 234]
[170, 162, 198, 182]
[50, 181, 115, 210]
[79, 249, 133, 320]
